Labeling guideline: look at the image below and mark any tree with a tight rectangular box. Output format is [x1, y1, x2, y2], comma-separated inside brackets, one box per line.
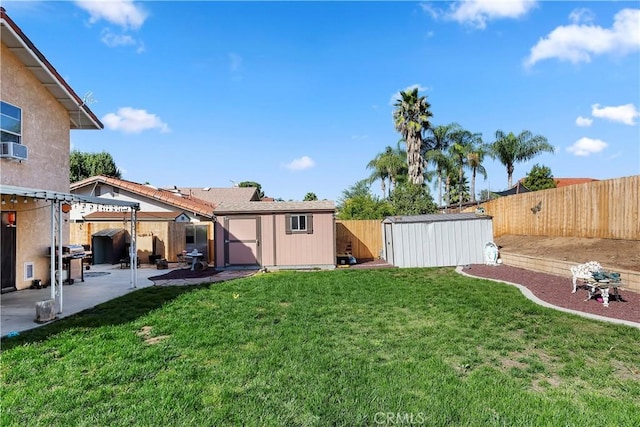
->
[367, 145, 407, 198]
[490, 130, 554, 188]
[70, 150, 121, 183]
[424, 123, 459, 207]
[389, 183, 437, 215]
[238, 181, 265, 199]
[393, 88, 433, 185]
[466, 142, 489, 203]
[337, 180, 394, 220]
[446, 171, 470, 207]
[303, 192, 318, 201]
[449, 128, 483, 208]
[478, 189, 498, 202]
[523, 164, 557, 191]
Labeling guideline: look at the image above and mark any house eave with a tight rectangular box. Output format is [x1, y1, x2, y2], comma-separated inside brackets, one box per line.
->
[1, 8, 103, 130]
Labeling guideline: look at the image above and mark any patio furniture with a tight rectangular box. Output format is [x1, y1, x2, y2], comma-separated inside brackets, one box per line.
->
[570, 262, 624, 307]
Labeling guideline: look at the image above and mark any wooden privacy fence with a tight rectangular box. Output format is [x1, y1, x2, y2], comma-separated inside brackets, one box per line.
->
[477, 175, 639, 240]
[336, 220, 383, 260]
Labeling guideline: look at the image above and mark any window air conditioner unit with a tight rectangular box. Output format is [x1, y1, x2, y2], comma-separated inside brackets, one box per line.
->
[0, 141, 28, 160]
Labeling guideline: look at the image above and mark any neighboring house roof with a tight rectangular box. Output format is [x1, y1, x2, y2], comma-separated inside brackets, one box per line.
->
[176, 187, 260, 204]
[383, 213, 491, 224]
[215, 200, 335, 214]
[0, 7, 102, 130]
[492, 182, 531, 196]
[83, 211, 190, 221]
[71, 176, 215, 218]
[554, 178, 599, 188]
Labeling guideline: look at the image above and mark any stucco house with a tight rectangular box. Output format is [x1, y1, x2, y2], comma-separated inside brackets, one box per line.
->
[70, 176, 216, 264]
[214, 201, 336, 270]
[0, 8, 129, 292]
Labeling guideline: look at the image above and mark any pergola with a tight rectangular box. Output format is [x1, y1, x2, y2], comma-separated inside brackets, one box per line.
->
[0, 184, 140, 314]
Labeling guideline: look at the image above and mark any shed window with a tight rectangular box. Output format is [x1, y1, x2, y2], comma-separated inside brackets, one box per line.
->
[1, 101, 22, 144]
[285, 214, 314, 234]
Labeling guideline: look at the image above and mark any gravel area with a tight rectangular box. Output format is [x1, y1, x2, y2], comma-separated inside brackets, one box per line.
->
[462, 264, 640, 324]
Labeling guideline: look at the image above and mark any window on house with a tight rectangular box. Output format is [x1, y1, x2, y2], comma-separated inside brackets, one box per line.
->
[1, 101, 22, 144]
[285, 214, 314, 234]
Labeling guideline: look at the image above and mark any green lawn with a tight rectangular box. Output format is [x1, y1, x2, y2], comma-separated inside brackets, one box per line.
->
[2, 268, 639, 426]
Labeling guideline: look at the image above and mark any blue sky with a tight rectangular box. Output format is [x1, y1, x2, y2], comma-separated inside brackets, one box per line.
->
[5, 1, 639, 201]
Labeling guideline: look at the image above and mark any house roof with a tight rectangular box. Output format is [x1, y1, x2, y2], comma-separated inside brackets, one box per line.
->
[554, 178, 599, 188]
[83, 211, 188, 221]
[492, 182, 531, 196]
[214, 200, 335, 214]
[71, 176, 215, 218]
[176, 187, 260, 204]
[0, 7, 102, 130]
[383, 213, 492, 224]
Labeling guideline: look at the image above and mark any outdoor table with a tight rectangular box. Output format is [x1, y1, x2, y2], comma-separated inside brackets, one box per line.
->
[583, 278, 624, 307]
[184, 252, 204, 271]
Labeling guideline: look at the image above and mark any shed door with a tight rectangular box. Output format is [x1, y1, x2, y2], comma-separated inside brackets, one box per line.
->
[224, 217, 260, 266]
[384, 223, 394, 266]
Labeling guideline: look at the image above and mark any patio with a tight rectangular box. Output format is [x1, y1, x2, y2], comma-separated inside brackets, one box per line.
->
[1, 264, 157, 337]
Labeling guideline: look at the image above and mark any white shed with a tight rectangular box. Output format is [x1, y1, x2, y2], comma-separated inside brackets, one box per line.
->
[382, 213, 494, 268]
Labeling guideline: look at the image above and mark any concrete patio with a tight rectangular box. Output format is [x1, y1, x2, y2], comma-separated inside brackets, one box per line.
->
[1, 264, 256, 337]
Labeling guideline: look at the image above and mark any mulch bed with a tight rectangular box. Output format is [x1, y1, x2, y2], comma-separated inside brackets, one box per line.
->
[463, 264, 640, 324]
[149, 267, 219, 281]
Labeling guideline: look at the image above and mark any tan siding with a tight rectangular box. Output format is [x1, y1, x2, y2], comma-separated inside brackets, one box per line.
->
[273, 212, 335, 266]
[1, 44, 72, 289]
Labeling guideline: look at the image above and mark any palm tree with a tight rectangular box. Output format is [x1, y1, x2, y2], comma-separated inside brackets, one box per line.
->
[490, 130, 554, 188]
[467, 144, 489, 203]
[449, 128, 483, 209]
[393, 88, 433, 185]
[424, 123, 460, 207]
[366, 153, 389, 198]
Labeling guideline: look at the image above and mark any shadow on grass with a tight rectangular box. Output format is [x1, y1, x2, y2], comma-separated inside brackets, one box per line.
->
[1, 284, 210, 351]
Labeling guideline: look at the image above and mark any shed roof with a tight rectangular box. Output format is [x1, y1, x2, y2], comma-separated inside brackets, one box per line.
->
[383, 213, 492, 224]
[91, 228, 126, 237]
[1, 7, 102, 130]
[215, 200, 335, 214]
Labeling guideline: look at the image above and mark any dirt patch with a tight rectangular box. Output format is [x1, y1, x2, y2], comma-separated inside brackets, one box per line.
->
[149, 267, 219, 281]
[495, 235, 640, 272]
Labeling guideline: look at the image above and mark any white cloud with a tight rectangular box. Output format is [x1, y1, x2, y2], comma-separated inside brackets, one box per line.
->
[75, 0, 148, 30]
[102, 107, 170, 134]
[566, 137, 608, 156]
[101, 29, 145, 53]
[285, 156, 315, 171]
[569, 8, 595, 25]
[591, 103, 639, 126]
[446, 0, 537, 29]
[389, 84, 428, 105]
[575, 116, 593, 127]
[525, 8, 640, 67]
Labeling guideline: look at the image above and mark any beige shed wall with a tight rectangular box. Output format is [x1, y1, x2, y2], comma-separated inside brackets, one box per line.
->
[271, 212, 335, 267]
